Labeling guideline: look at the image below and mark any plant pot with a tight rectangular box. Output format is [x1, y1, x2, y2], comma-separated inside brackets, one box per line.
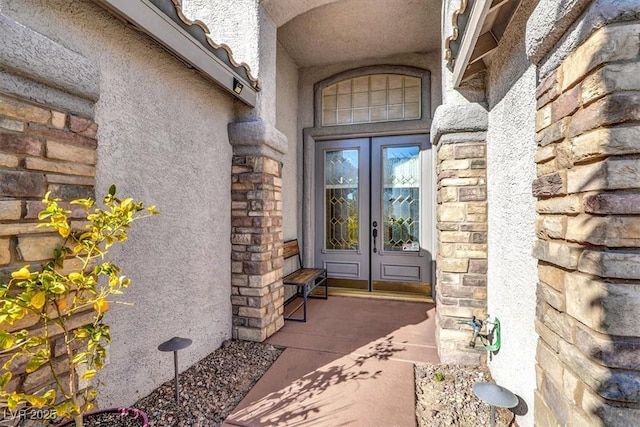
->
[55, 407, 148, 427]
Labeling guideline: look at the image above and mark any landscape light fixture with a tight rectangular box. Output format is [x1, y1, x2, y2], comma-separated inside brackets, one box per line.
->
[473, 382, 518, 427]
[158, 336, 193, 405]
[233, 77, 244, 94]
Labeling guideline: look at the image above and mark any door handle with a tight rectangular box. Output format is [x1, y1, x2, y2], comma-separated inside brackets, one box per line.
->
[372, 221, 378, 253]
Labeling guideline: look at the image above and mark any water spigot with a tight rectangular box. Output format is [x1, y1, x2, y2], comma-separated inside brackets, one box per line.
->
[457, 316, 484, 348]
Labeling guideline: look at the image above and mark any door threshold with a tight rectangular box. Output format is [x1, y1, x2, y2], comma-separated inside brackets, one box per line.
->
[325, 287, 434, 303]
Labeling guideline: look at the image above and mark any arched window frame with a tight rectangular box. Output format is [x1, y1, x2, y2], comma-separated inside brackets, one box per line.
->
[313, 66, 430, 128]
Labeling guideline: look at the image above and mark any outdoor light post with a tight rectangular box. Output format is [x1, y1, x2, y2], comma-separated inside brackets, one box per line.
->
[473, 382, 518, 427]
[158, 337, 193, 405]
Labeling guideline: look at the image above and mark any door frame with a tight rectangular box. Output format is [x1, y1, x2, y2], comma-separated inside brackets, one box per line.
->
[303, 129, 435, 291]
[301, 65, 436, 294]
[313, 135, 433, 293]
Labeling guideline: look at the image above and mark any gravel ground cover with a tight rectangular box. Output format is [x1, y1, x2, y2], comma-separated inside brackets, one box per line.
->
[415, 364, 517, 427]
[132, 340, 283, 427]
[52, 342, 519, 427]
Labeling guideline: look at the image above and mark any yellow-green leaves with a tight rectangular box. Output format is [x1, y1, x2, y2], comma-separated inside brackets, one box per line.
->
[25, 349, 50, 373]
[11, 266, 31, 280]
[30, 292, 46, 310]
[0, 186, 158, 419]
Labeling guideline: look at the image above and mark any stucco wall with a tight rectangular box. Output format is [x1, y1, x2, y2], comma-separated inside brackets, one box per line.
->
[276, 43, 299, 242]
[485, 3, 538, 426]
[3, 0, 235, 407]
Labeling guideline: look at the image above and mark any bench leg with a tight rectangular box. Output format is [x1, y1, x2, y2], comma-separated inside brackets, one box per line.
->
[284, 284, 308, 322]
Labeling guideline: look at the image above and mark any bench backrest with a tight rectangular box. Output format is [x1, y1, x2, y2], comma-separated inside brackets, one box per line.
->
[283, 239, 301, 260]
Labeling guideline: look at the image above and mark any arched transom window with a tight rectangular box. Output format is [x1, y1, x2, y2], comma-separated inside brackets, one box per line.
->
[322, 74, 421, 126]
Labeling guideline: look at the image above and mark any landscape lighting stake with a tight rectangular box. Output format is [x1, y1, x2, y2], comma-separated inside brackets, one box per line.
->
[158, 337, 193, 405]
[472, 382, 518, 427]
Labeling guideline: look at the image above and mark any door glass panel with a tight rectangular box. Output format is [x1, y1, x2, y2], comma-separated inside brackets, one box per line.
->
[381, 146, 420, 252]
[325, 149, 359, 251]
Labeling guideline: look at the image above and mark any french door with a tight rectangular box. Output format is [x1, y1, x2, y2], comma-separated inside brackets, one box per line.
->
[314, 135, 432, 294]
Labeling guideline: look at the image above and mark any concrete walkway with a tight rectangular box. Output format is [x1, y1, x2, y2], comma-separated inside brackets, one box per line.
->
[224, 295, 439, 427]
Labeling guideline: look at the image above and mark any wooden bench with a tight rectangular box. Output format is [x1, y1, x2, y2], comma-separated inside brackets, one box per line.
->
[283, 239, 328, 322]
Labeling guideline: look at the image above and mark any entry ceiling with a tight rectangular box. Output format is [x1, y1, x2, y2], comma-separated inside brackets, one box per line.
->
[273, 0, 441, 68]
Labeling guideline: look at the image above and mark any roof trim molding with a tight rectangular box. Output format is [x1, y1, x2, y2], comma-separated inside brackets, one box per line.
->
[93, 0, 258, 106]
[451, 0, 492, 88]
[444, 0, 469, 65]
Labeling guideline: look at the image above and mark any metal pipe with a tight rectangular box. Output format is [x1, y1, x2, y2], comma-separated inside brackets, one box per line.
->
[173, 350, 179, 405]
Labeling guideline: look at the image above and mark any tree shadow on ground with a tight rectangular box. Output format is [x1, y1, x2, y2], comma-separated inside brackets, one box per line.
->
[225, 335, 407, 427]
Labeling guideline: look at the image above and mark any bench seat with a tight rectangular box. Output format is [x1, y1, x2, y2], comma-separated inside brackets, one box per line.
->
[283, 240, 328, 322]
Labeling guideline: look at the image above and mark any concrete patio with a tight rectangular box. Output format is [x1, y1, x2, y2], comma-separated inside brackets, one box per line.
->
[223, 295, 439, 426]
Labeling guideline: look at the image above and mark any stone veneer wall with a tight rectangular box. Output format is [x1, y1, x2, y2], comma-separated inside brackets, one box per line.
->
[0, 91, 97, 396]
[228, 121, 287, 342]
[432, 104, 489, 365]
[532, 21, 640, 426]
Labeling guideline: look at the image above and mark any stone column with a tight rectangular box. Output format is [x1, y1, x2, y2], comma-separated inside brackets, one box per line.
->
[528, 8, 640, 425]
[431, 104, 489, 365]
[228, 121, 287, 342]
[226, 5, 289, 342]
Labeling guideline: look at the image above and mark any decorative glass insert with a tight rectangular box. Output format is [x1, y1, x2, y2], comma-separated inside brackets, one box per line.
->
[381, 145, 420, 252]
[325, 149, 359, 250]
[322, 74, 421, 126]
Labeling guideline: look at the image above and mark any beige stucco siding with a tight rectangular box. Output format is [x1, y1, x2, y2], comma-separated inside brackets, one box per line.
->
[276, 43, 300, 241]
[485, 3, 539, 427]
[3, 0, 235, 407]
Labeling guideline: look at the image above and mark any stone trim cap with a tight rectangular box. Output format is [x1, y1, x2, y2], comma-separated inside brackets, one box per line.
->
[228, 119, 288, 157]
[430, 103, 488, 147]
[0, 14, 99, 102]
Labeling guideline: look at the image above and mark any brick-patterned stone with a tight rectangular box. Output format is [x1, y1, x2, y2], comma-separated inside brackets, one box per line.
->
[0, 117, 24, 132]
[538, 264, 565, 292]
[533, 240, 583, 269]
[574, 324, 640, 370]
[536, 69, 560, 108]
[26, 123, 97, 148]
[584, 192, 640, 215]
[45, 173, 95, 186]
[0, 239, 10, 265]
[536, 319, 561, 352]
[25, 157, 95, 177]
[438, 257, 469, 273]
[572, 126, 640, 162]
[437, 203, 466, 222]
[532, 172, 566, 197]
[551, 84, 581, 122]
[535, 117, 570, 148]
[50, 111, 66, 129]
[46, 140, 97, 164]
[578, 249, 640, 280]
[0, 153, 19, 168]
[565, 273, 640, 336]
[536, 195, 580, 214]
[535, 144, 556, 163]
[568, 93, 640, 138]
[567, 158, 640, 193]
[581, 62, 640, 105]
[0, 170, 47, 197]
[458, 186, 486, 201]
[17, 235, 62, 261]
[231, 153, 284, 342]
[47, 184, 93, 200]
[0, 132, 44, 156]
[0, 94, 51, 124]
[536, 103, 552, 132]
[0, 201, 22, 220]
[560, 23, 640, 92]
[454, 144, 485, 159]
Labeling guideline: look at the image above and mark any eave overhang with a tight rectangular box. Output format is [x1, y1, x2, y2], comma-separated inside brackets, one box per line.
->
[93, 0, 259, 106]
[444, 0, 521, 88]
